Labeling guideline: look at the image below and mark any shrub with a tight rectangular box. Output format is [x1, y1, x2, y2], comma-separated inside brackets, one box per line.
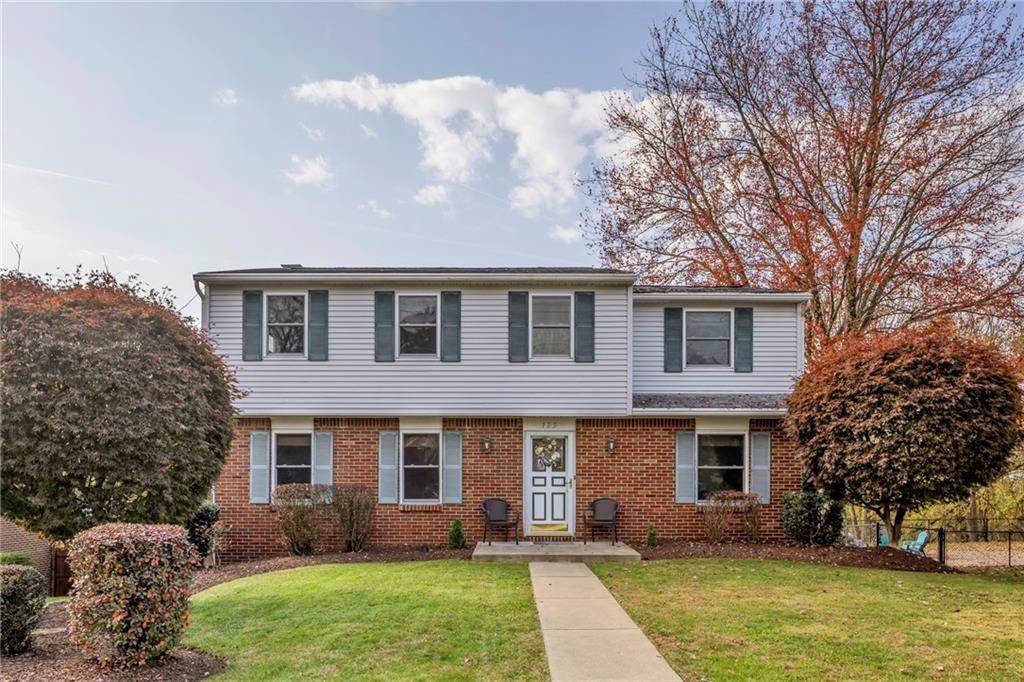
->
[447, 519, 468, 549]
[330, 484, 374, 552]
[275, 484, 331, 556]
[1, 270, 237, 542]
[0, 551, 31, 566]
[704, 491, 762, 542]
[185, 503, 220, 559]
[645, 523, 658, 547]
[781, 487, 844, 546]
[1, 564, 46, 655]
[67, 523, 198, 667]
[787, 325, 1022, 541]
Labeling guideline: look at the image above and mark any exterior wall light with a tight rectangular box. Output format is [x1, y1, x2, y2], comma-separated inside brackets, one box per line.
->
[606, 437, 617, 454]
[482, 437, 493, 453]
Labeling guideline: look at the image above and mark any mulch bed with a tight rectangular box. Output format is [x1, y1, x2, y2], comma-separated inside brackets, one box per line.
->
[191, 544, 474, 593]
[639, 540, 951, 572]
[1, 603, 225, 682]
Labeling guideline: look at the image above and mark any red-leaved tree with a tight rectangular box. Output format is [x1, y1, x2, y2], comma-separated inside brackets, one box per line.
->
[785, 325, 1023, 541]
[1, 270, 237, 541]
[588, 0, 1024, 349]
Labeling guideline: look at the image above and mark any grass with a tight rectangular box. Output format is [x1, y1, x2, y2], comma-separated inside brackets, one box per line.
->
[186, 560, 547, 681]
[592, 559, 1024, 681]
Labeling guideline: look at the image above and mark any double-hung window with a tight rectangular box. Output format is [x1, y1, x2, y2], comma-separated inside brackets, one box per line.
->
[532, 295, 571, 356]
[398, 295, 438, 355]
[275, 433, 312, 486]
[697, 434, 745, 500]
[685, 311, 730, 366]
[401, 433, 441, 503]
[267, 294, 306, 354]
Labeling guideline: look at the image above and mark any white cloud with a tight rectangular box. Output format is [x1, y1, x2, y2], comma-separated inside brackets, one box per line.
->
[301, 124, 326, 142]
[212, 88, 240, 107]
[547, 224, 583, 245]
[360, 199, 392, 218]
[283, 154, 333, 188]
[413, 184, 451, 206]
[360, 123, 378, 138]
[293, 74, 615, 213]
[77, 249, 160, 265]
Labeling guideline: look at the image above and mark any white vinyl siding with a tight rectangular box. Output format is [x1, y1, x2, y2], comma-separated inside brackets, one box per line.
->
[633, 301, 800, 393]
[208, 284, 630, 415]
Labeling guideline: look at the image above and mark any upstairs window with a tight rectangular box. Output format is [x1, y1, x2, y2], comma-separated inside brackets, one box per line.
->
[275, 433, 312, 486]
[686, 311, 730, 366]
[532, 295, 571, 356]
[267, 294, 305, 354]
[697, 434, 745, 500]
[399, 295, 437, 355]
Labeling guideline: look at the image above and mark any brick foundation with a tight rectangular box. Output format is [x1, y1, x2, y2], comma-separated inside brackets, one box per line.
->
[216, 416, 800, 562]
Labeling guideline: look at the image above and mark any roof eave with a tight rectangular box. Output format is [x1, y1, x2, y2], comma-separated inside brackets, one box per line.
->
[633, 292, 811, 302]
[631, 407, 788, 417]
[194, 271, 638, 285]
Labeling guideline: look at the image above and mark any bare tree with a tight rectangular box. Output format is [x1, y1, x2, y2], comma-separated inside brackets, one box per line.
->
[588, 0, 1024, 349]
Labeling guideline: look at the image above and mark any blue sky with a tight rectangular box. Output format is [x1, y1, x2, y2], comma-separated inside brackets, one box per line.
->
[2, 2, 674, 317]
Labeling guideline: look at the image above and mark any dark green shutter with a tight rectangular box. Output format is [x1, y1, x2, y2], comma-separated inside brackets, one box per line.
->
[308, 290, 328, 361]
[664, 308, 683, 373]
[734, 307, 753, 373]
[374, 292, 395, 362]
[508, 291, 529, 362]
[242, 290, 263, 361]
[574, 291, 595, 363]
[440, 291, 461, 362]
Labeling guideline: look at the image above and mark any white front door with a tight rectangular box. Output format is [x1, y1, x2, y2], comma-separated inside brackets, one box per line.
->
[524, 433, 575, 535]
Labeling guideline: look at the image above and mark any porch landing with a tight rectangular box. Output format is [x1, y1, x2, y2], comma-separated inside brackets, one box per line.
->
[472, 541, 641, 563]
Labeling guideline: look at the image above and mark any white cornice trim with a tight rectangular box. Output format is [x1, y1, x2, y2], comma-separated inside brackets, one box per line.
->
[634, 292, 811, 303]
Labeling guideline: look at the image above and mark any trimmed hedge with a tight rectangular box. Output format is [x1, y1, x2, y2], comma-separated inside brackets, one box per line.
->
[332, 485, 374, 552]
[274, 484, 332, 555]
[1, 564, 46, 655]
[0, 551, 32, 566]
[67, 524, 199, 667]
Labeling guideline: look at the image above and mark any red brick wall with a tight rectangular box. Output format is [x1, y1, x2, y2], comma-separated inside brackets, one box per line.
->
[0, 517, 53, 589]
[576, 418, 799, 543]
[216, 416, 800, 561]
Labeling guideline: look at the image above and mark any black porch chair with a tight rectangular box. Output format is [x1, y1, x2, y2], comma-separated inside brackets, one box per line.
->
[481, 498, 519, 545]
[583, 498, 620, 545]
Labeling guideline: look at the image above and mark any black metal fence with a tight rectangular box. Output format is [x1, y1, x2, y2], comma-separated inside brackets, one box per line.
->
[845, 520, 1023, 568]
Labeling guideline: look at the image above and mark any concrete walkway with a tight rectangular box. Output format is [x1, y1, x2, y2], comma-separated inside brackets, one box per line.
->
[529, 562, 681, 681]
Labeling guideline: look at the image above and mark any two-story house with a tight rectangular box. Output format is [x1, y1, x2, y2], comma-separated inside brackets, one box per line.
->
[194, 266, 809, 561]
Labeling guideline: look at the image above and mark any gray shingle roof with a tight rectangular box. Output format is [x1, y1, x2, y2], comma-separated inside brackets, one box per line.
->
[633, 393, 789, 411]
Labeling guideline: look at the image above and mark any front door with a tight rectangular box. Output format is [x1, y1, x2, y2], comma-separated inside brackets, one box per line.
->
[524, 433, 575, 535]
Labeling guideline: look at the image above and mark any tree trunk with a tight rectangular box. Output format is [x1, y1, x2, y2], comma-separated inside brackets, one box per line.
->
[882, 507, 908, 546]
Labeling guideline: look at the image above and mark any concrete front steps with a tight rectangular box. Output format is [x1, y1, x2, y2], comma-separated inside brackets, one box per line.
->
[471, 541, 641, 563]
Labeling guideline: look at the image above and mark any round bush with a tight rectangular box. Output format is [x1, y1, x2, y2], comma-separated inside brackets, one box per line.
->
[185, 503, 221, 559]
[1, 564, 46, 656]
[67, 523, 199, 668]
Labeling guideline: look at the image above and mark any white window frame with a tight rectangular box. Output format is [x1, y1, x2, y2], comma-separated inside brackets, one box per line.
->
[528, 292, 574, 359]
[684, 308, 733, 369]
[395, 292, 440, 359]
[264, 292, 308, 358]
[399, 429, 443, 504]
[695, 430, 748, 502]
[271, 429, 314, 494]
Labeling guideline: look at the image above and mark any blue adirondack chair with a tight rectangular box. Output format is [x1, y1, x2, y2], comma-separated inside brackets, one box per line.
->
[900, 531, 930, 555]
[878, 532, 889, 547]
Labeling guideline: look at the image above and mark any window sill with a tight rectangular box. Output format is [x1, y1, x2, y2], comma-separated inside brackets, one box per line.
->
[399, 503, 445, 513]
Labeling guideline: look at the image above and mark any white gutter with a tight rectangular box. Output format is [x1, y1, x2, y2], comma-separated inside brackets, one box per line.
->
[634, 292, 811, 302]
[194, 272, 637, 285]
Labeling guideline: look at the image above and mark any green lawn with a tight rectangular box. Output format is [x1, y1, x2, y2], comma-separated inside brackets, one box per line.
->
[186, 560, 547, 681]
[592, 559, 1024, 682]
